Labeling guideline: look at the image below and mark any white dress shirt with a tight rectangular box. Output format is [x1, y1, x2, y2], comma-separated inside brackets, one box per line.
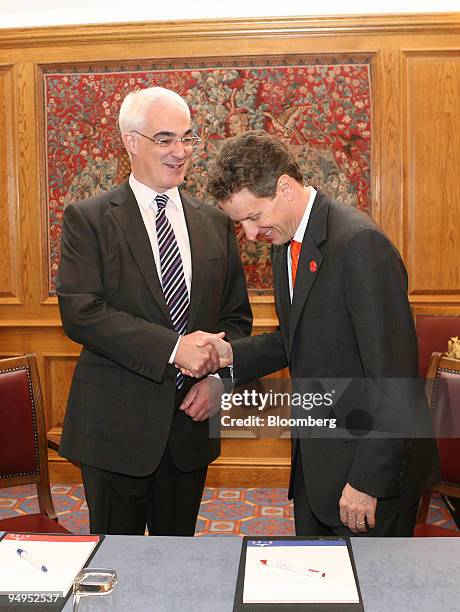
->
[129, 173, 192, 363]
[129, 174, 222, 381]
[129, 173, 192, 292]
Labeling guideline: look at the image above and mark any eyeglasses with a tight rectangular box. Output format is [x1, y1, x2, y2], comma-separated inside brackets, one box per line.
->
[131, 129, 201, 149]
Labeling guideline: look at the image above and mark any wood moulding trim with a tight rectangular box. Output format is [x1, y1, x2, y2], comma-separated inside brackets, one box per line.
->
[41, 296, 58, 305]
[212, 455, 290, 468]
[250, 295, 275, 304]
[253, 319, 279, 329]
[0, 319, 280, 331]
[412, 307, 460, 315]
[47, 457, 291, 487]
[0, 320, 64, 329]
[47, 431, 291, 486]
[0, 13, 459, 48]
[410, 295, 460, 304]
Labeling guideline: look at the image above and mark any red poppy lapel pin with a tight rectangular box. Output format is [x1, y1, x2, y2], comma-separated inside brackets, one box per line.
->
[309, 260, 318, 273]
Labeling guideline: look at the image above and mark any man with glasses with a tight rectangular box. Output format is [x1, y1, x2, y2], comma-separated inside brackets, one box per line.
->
[57, 87, 252, 536]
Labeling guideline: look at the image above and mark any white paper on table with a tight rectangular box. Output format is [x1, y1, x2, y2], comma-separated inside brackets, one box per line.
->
[243, 539, 360, 604]
[0, 533, 100, 596]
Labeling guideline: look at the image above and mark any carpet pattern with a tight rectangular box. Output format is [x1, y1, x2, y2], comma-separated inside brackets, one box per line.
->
[0, 485, 457, 536]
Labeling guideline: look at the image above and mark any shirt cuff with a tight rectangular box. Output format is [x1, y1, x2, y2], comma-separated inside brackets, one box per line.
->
[169, 336, 181, 364]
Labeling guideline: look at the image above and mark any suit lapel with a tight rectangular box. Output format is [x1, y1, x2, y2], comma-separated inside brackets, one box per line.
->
[181, 191, 209, 331]
[110, 182, 172, 323]
[272, 243, 291, 354]
[288, 237, 323, 354]
[288, 190, 330, 356]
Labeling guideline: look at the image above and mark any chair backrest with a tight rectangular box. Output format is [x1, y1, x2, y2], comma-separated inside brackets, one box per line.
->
[0, 354, 57, 519]
[415, 313, 460, 378]
[426, 352, 460, 488]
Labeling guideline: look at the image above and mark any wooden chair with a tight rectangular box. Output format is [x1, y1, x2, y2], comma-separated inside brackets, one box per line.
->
[414, 351, 460, 536]
[415, 313, 460, 378]
[0, 354, 70, 533]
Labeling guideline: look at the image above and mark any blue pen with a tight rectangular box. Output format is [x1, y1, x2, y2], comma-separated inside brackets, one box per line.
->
[17, 548, 48, 573]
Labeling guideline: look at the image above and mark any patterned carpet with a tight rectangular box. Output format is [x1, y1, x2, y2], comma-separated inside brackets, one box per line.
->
[0, 485, 457, 535]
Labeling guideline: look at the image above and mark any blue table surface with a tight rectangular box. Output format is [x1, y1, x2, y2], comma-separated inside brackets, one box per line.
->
[59, 535, 460, 612]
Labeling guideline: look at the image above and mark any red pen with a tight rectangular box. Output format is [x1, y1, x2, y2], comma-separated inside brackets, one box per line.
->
[260, 559, 326, 579]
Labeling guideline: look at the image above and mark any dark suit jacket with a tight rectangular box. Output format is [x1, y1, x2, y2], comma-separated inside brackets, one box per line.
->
[233, 190, 439, 527]
[57, 182, 252, 477]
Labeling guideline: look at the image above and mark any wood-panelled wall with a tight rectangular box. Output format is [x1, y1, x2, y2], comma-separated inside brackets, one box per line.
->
[0, 13, 459, 486]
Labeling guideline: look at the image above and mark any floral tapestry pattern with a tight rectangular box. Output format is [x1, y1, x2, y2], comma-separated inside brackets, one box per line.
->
[44, 57, 372, 294]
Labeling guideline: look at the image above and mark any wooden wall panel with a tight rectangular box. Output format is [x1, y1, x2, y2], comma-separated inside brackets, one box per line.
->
[0, 13, 459, 484]
[0, 65, 20, 304]
[16, 62, 45, 308]
[372, 49, 404, 251]
[406, 52, 460, 303]
[44, 355, 78, 430]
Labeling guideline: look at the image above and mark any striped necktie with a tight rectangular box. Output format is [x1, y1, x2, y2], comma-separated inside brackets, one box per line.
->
[155, 194, 189, 389]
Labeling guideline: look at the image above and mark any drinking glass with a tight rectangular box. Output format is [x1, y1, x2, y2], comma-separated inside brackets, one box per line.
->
[72, 568, 118, 611]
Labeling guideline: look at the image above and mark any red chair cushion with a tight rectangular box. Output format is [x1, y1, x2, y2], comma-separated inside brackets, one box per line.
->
[0, 513, 70, 534]
[0, 368, 38, 477]
[431, 370, 460, 484]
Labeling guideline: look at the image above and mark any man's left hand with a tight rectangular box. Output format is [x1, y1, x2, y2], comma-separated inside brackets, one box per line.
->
[339, 482, 377, 533]
[179, 377, 224, 422]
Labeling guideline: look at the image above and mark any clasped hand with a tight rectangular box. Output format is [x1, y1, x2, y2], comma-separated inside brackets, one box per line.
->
[174, 330, 233, 378]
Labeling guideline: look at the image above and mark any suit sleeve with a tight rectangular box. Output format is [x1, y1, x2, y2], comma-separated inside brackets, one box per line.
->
[231, 330, 288, 383]
[341, 227, 421, 498]
[229, 237, 288, 382]
[217, 219, 253, 342]
[57, 203, 178, 382]
[213, 219, 253, 383]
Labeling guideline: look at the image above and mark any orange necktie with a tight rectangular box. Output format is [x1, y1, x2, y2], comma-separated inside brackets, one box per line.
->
[290, 240, 302, 287]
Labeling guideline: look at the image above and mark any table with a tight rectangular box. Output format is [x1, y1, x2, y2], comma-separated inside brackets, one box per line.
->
[61, 536, 460, 612]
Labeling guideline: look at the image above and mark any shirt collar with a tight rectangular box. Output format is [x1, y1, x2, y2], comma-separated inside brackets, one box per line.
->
[293, 186, 317, 243]
[129, 173, 182, 211]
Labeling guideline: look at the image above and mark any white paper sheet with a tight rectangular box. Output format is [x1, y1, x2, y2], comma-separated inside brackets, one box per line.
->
[0, 533, 100, 596]
[243, 539, 360, 604]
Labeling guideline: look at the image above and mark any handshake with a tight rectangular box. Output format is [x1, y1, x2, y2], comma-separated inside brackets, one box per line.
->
[174, 331, 233, 378]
